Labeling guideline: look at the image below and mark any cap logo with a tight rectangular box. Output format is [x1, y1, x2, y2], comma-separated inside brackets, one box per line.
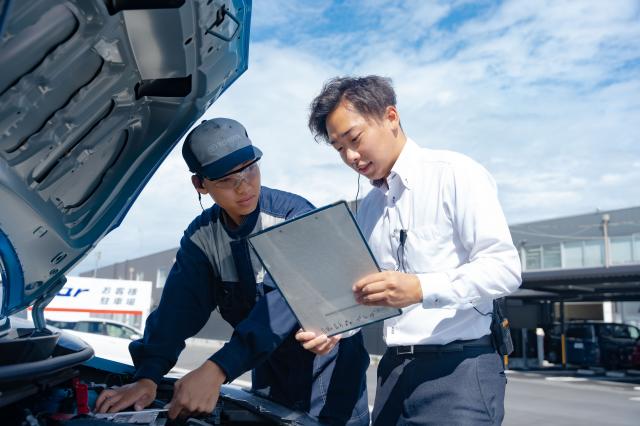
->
[208, 134, 246, 155]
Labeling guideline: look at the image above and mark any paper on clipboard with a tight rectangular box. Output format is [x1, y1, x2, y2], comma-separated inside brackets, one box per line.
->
[248, 201, 401, 336]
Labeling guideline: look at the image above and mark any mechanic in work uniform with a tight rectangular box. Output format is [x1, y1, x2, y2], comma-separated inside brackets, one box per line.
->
[95, 118, 370, 425]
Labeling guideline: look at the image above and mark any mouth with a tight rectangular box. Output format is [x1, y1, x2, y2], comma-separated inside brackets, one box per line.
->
[237, 195, 256, 206]
[356, 162, 372, 174]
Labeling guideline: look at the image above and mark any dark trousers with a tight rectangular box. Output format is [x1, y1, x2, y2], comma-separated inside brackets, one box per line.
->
[253, 331, 370, 426]
[372, 341, 506, 425]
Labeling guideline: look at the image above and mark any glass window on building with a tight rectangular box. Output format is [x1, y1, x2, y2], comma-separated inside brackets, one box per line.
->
[632, 234, 640, 263]
[131, 316, 142, 329]
[542, 244, 561, 269]
[156, 267, 168, 288]
[610, 236, 633, 265]
[583, 240, 604, 267]
[563, 241, 583, 268]
[525, 246, 542, 270]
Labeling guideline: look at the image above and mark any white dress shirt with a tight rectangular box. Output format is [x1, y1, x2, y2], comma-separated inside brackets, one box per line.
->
[357, 138, 522, 346]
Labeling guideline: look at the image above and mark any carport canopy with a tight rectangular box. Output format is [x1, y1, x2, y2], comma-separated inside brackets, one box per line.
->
[512, 264, 640, 302]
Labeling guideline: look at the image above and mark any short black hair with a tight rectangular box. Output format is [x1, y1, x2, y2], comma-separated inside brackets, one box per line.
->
[308, 75, 397, 143]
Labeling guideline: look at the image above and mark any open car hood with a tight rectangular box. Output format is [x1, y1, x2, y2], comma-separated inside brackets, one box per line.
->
[0, 0, 251, 316]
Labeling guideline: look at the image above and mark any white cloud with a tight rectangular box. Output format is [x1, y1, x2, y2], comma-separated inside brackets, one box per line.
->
[601, 174, 624, 184]
[73, 0, 640, 273]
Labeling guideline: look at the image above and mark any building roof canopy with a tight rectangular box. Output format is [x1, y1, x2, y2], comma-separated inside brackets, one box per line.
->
[518, 264, 640, 301]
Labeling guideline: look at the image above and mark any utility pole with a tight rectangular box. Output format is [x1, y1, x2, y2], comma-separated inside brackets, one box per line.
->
[602, 213, 611, 267]
[93, 251, 101, 278]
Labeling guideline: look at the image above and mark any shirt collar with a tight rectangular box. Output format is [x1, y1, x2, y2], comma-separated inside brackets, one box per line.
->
[371, 138, 420, 192]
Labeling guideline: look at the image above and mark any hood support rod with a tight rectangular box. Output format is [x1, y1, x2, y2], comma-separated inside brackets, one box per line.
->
[32, 277, 67, 331]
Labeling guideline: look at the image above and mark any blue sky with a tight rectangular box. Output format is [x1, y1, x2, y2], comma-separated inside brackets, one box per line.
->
[74, 0, 640, 273]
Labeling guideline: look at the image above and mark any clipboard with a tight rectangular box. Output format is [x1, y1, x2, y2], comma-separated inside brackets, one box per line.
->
[248, 201, 401, 336]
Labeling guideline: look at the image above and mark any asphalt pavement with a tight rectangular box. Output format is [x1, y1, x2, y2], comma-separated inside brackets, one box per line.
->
[176, 339, 640, 425]
[504, 370, 640, 425]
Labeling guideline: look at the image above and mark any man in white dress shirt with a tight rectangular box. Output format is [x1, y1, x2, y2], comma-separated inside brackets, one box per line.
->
[296, 75, 522, 425]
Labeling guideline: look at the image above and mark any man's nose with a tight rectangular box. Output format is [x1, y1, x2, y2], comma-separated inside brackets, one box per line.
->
[234, 175, 250, 191]
[345, 148, 359, 165]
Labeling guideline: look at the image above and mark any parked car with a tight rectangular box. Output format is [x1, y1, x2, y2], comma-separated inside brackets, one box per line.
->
[46, 318, 142, 340]
[35, 316, 137, 366]
[0, 1, 322, 424]
[632, 339, 640, 368]
[545, 321, 640, 369]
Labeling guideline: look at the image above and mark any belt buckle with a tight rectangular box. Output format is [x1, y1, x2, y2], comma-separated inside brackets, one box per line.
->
[397, 345, 414, 355]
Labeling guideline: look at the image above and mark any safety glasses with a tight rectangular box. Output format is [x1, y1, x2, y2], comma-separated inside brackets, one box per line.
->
[203, 159, 260, 189]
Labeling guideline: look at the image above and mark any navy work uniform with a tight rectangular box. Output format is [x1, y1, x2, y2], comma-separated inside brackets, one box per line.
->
[130, 187, 370, 425]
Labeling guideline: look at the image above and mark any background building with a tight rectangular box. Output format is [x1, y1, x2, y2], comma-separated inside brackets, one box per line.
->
[511, 205, 640, 327]
[80, 247, 232, 340]
[79, 205, 640, 356]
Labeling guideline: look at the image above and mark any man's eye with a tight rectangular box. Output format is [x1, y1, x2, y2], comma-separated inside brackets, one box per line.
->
[218, 177, 233, 184]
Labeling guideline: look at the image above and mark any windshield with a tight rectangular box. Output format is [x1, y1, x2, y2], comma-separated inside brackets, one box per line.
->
[611, 324, 639, 339]
[566, 326, 594, 339]
[105, 323, 137, 339]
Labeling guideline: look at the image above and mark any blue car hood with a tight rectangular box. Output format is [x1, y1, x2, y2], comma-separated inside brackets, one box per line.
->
[0, 0, 251, 316]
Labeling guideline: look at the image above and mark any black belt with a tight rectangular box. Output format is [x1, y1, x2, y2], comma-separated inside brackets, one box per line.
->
[389, 335, 493, 356]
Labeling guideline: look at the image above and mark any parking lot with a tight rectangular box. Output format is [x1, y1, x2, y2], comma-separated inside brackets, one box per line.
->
[504, 369, 640, 425]
[174, 339, 640, 425]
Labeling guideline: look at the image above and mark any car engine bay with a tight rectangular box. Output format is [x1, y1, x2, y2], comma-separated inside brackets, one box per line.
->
[0, 320, 319, 426]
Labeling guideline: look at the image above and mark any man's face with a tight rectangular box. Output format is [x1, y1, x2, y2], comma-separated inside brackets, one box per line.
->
[195, 160, 261, 225]
[326, 101, 401, 181]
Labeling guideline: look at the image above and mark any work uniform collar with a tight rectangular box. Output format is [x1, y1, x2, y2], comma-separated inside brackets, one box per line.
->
[217, 199, 260, 239]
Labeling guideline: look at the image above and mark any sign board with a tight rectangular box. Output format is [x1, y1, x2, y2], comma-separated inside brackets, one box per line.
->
[37, 276, 152, 328]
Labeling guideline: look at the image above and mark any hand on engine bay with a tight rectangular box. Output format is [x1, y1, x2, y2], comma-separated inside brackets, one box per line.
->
[95, 378, 157, 413]
[166, 360, 226, 420]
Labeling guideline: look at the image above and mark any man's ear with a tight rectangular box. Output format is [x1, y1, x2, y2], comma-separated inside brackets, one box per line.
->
[385, 105, 400, 128]
[191, 175, 208, 194]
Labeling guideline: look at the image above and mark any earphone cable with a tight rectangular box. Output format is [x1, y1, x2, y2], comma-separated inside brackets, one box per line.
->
[355, 173, 361, 215]
[198, 193, 205, 212]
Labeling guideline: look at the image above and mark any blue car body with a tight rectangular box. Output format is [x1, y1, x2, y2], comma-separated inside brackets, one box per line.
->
[0, 1, 324, 424]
